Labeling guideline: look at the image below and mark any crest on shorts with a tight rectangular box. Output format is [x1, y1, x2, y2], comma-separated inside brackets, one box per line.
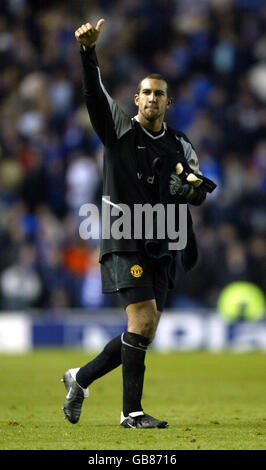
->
[130, 265, 143, 278]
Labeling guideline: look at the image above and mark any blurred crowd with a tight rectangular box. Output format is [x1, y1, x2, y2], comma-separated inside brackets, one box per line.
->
[0, 0, 265, 312]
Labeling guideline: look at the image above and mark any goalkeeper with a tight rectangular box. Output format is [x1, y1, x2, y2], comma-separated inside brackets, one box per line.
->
[62, 18, 216, 429]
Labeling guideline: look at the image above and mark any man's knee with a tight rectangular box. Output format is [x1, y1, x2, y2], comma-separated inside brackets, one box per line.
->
[126, 300, 161, 343]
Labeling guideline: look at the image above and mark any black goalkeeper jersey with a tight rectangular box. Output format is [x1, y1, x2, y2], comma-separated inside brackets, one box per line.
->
[80, 46, 202, 262]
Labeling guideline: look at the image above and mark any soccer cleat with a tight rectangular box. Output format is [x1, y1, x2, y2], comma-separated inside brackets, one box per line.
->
[120, 411, 168, 429]
[62, 368, 89, 424]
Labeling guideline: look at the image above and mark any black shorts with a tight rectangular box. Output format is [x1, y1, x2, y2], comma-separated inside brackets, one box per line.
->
[100, 252, 169, 312]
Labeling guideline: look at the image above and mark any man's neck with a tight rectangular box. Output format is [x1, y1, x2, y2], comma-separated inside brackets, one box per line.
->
[137, 113, 164, 133]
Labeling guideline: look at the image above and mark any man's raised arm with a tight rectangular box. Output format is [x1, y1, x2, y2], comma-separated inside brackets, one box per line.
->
[75, 19, 131, 146]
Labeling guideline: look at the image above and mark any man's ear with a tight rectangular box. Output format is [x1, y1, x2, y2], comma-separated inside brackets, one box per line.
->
[134, 93, 139, 106]
[166, 97, 173, 109]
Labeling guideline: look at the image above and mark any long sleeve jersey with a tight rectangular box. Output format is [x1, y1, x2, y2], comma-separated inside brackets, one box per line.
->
[80, 46, 203, 262]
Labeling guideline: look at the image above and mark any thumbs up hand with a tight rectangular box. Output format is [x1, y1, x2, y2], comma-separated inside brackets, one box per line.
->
[75, 19, 105, 49]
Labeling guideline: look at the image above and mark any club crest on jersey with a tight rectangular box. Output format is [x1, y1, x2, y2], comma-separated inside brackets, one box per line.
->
[130, 265, 143, 278]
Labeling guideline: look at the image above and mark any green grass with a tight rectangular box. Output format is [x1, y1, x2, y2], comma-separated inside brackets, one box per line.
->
[0, 350, 265, 450]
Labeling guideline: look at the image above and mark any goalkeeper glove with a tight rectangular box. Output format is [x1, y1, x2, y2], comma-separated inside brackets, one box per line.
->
[169, 173, 196, 201]
[174, 162, 216, 193]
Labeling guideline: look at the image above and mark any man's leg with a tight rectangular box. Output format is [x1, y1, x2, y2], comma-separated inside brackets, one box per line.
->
[75, 294, 162, 393]
[74, 288, 160, 393]
[62, 284, 166, 427]
[122, 299, 158, 416]
[62, 303, 163, 425]
[120, 300, 168, 428]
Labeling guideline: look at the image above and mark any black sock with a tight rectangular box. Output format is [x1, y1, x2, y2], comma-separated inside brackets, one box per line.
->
[76, 334, 122, 388]
[121, 331, 150, 416]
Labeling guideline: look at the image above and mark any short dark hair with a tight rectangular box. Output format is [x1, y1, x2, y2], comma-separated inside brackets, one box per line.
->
[136, 74, 171, 97]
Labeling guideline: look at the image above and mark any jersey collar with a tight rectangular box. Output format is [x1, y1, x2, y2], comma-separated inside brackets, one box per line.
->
[132, 115, 167, 139]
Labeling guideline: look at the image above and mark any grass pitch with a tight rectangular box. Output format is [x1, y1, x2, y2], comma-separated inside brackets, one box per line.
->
[0, 349, 265, 450]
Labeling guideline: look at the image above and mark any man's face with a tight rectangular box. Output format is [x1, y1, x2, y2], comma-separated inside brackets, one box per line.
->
[134, 78, 172, 123]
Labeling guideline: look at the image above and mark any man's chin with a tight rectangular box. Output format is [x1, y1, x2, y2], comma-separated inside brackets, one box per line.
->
[142, 111, 160, 122]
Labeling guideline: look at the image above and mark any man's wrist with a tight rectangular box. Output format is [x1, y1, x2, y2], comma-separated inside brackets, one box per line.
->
[82, 43, 96, 51]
